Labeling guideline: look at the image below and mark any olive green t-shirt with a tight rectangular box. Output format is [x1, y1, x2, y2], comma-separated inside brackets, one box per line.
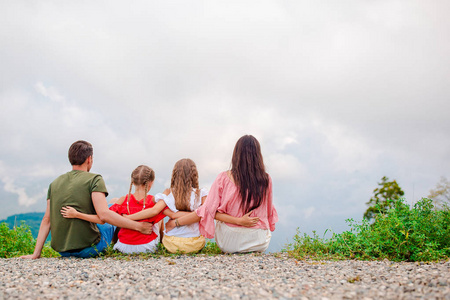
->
[47, 170, 108, 252]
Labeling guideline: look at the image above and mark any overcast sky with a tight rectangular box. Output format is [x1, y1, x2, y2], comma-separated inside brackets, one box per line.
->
[1, 1, 449, 252]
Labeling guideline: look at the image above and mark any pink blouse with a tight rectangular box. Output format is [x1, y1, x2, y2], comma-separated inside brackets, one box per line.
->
[196, 171, 278, 239]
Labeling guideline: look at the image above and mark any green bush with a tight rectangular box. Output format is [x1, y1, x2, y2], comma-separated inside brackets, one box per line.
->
[0, 222, 35, 258]
[0, 222, 59, 258]
[285, 198, 450, 261]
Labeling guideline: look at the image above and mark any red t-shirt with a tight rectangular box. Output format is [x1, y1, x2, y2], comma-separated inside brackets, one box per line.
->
[110, 195, 166, 245]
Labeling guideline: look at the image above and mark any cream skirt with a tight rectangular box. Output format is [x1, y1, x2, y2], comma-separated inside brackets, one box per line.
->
[162, 235, 206, 254]
[113, 223, 160, 254]
[214, 221, 271, 253]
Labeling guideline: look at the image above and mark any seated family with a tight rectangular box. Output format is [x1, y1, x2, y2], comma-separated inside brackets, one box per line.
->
[21, 135, 278, 259]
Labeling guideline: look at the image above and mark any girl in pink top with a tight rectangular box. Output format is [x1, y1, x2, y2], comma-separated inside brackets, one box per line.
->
[166, 135, 278, 253]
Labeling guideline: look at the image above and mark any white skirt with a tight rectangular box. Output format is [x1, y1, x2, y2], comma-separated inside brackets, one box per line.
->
[113, 223, 160, 254]
[214, 221, 271, 253]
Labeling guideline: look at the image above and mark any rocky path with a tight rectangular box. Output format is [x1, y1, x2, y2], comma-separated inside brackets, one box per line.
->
[1, 254, 449, 299]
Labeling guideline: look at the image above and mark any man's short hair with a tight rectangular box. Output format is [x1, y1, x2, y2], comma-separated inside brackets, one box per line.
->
[68, 140, 93, 165]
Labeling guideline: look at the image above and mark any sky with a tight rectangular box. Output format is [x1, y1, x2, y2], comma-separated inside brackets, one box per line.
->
[1, 1, 449, 252]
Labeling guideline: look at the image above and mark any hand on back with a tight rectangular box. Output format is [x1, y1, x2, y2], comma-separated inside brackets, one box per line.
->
[165, 219, 176, 232]
[239, 211, 259, 227]
[137, 222, 153, 234]
[61, 206, 77, 218]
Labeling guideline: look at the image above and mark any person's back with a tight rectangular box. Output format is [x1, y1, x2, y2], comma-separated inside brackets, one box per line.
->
[21, 140, 153, 260]
[159, 188, 207, 238]
[161, 158, 208, 253]
[196, 135, 278, 253]
[49, 170, 107, 252]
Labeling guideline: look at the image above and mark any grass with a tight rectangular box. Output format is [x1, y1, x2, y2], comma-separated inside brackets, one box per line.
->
[0, 222, 222, 259]
[284, 198, 450, 262]
[99, 239, 222, 259]
[4, 197, 449, 262]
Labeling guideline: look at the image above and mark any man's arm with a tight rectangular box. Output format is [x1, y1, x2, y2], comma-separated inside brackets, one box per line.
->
[61, 206, 105, 224]
[20, 200, 51, 259]
[92, 192, 153, 234]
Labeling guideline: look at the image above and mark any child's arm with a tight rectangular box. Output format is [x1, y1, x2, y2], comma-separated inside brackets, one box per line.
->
[215, 211, 259, 227]
[123, 200, 167, 221]
[61, 206, 105, 224]
[164, 193, 207, 219]
[164, 209, 191, 219]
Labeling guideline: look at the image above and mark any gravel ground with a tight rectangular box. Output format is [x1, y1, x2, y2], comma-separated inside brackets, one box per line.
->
[1, 254, 450, 299]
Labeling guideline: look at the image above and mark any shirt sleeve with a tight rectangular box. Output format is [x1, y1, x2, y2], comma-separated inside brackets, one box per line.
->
[109, 195, 128, 215]
[266, 176, 278, 232]
[91, 175, 109, 197]
[200, 188, 209, 198]
[109, 203, 126, 215]
[196, 174, 223, 239]
[47, 184, 51, 200]
[154, 193, 165, 203]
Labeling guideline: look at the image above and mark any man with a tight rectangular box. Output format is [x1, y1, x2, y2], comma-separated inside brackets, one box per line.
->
[21, 140, 153, 258]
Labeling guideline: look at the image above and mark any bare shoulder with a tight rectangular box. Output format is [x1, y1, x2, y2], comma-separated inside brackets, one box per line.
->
[115, 196, 127, 205]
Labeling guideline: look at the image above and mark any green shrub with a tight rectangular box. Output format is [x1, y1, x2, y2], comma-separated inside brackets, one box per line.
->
[0, 222, 35, 258]
[0, 222, 59, 258]
[285, 198, 450, 262]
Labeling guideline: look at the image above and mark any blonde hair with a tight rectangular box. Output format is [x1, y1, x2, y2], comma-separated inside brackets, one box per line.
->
[170, 159, 200, 211]
[127, 165, 155, 214]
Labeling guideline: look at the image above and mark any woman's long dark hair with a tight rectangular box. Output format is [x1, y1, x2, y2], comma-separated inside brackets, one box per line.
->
[231, 135, 269, 214]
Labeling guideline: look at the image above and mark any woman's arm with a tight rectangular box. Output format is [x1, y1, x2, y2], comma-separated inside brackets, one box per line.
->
[61, 206, 105, 224]
[163, 209, 191, 219]
[215, 211, 259, 227]
[166, 211, 200, 232]
[123, 200, 167, 221]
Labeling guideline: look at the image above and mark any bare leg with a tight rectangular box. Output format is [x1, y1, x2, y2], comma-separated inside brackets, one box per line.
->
[159, 220, 164, 239]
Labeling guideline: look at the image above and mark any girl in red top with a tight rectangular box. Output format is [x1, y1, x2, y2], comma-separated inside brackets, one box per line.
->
[61, 165, 167, 254]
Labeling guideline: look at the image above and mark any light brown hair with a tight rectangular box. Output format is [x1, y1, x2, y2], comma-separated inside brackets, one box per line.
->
[127, 165, 155, 213]
[170, 159, 200, 212]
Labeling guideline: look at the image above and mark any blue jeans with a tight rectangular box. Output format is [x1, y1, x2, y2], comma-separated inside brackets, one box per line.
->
[59, 223, 116, 258]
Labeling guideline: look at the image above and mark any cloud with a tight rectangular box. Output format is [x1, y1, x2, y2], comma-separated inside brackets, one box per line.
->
[0, 161, 48, 207]
[1, 177, 45, 207]
[34, 82, 65, 104]
[266, 153, 307, 181]
[1, 1, 449, 249]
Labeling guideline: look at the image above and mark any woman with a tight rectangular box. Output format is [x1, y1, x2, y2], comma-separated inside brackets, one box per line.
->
[166, 135, 278, 253]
